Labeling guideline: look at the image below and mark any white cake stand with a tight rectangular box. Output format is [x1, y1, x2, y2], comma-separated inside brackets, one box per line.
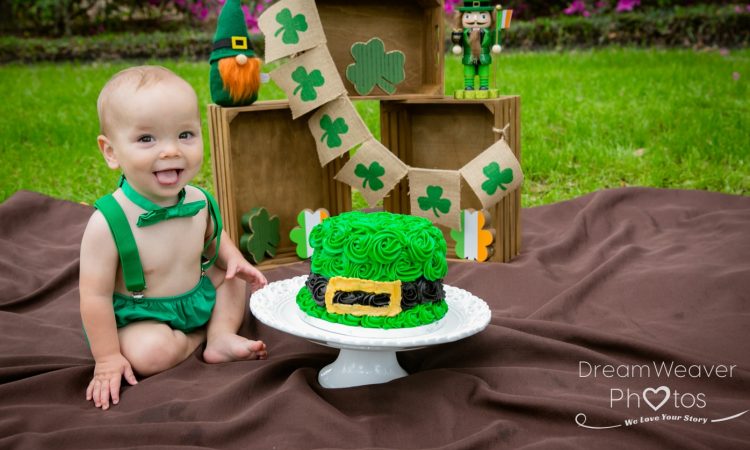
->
[250, 276, 491, 389]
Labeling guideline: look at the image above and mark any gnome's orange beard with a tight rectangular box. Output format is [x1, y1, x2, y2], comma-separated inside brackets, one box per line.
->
[218, 57, 261, 103]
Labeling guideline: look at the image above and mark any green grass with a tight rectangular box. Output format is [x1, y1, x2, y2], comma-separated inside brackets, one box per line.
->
[1, 48, 748, 207]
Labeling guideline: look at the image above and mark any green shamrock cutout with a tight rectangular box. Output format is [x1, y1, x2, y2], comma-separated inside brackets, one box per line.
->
[418, 185, 452, 218]
[481, 162, 514, 195]
[292, 66, 325, 102]
[239, 207, 280, 264]
[354, 162, 385, 191]
[346, 38, 406, 95]
[274, 8, 308, 44]
[320, 115, 349, 149]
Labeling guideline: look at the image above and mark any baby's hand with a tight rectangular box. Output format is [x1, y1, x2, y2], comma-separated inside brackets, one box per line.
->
[225, 256, 268, 292]
[86, 353, 138, 410]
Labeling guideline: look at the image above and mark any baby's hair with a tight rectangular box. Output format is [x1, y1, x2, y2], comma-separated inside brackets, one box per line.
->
[97, 65, 194, 135]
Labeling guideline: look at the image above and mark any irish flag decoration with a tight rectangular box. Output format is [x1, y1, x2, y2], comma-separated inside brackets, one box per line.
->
[500, 9, 513, 29]
[289, 208, 330, 259]
[450, 209, 495, 262]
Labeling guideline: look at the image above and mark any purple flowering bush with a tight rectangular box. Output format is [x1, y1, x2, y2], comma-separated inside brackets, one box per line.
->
[562, 0, 641, 17]
[0, 0, 276, 37]
[164, 0, 275, 33]
[443, 1, 736, 21]
[1, 0, 744, 38]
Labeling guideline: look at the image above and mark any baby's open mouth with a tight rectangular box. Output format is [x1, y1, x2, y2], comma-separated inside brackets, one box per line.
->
[154, 169, 183, 185]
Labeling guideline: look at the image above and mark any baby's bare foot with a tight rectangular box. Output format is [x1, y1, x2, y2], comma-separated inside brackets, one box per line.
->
[203, 333, 268, 363]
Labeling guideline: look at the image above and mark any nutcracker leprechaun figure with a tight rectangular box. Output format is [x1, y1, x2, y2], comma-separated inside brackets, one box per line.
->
[451, 1, 512, 99]
[209, 0, 262, 107]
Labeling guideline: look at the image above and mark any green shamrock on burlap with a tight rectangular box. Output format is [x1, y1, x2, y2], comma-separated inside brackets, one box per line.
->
[239, 207, 280, 264]
[354, 162, 385, 191]
[418, 185, 452, 218]
[274, 8, 308, 44]
[292, 66, 325, 102]
[481, 162, 514, 195]
[346, 38, 405, 95]
[320, 115, 349, 148]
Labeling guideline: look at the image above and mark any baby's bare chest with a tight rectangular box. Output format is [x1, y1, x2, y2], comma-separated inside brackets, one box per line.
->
[131, 216, 206, 273]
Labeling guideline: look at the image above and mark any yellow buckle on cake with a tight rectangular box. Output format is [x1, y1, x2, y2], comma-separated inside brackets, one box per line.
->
[324, 276, 402, 317]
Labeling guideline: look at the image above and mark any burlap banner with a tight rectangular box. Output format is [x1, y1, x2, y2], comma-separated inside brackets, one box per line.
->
[308, 96, 371, 167]
[334, 139, 408, 208]
[258, 0, 326, 63]
[408, 168, 461, 229]
[269, 45, 346, 119]
[460, 138, 523, 210]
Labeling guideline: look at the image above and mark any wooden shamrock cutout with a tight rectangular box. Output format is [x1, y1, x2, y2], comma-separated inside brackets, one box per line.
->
[239, 207, 280, 264]
[346, 37, 405, 95]
[289, 208, 330, 259]
[450, 209, 495, 262]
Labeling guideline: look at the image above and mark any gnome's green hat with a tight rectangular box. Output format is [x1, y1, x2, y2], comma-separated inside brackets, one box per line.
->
[458, 1, 495, 12]
[209, 0, 255, 64]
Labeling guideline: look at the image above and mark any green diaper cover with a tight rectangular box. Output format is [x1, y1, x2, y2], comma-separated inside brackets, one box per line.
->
[113, 275, 216, 333]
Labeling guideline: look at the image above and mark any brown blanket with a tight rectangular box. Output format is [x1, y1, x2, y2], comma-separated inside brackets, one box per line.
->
[0, 188, 748, 449]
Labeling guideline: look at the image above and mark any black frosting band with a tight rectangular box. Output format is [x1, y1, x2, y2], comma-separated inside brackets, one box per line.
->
[305, 273, 444, 311]
[333, 291, 391, 308]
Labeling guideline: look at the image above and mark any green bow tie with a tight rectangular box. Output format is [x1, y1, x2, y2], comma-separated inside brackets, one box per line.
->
[120, 177, 206, 227]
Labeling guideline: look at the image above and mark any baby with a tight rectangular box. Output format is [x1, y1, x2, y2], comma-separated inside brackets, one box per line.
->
[80, 65, 268, 411]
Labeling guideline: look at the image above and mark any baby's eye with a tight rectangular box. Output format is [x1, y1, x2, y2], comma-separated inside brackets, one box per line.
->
[137, 135, 154, 143]
[179, 131, 195, 140]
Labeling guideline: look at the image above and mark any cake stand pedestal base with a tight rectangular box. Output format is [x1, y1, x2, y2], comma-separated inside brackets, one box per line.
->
[318, 348, 407, 389]
[250, 276, 491, 389]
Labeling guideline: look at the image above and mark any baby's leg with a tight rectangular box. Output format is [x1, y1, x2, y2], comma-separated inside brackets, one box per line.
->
[119, 320, 205, 376]
[203, 267, 267, 363]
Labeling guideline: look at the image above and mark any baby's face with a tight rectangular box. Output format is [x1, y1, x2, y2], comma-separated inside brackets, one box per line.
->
[105, 79, 203, 203]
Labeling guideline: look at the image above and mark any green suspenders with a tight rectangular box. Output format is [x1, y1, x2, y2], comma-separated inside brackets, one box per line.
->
[194, 185, 223, 272]
[94, 186, 223, 298]
[94, 195, 147, 297]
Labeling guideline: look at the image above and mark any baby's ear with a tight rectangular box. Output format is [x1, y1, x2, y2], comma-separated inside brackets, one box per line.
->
[97, 135, 119, 170]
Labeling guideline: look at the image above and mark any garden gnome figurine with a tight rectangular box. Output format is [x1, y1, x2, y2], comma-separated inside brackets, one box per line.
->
[209, 0, 261, 106]
[451, 1, 503, 93]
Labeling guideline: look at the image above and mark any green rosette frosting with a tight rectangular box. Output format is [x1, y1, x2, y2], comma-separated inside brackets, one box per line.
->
[304, 211, 449, 329]
[309, 211, 448, 282]
[296, 287, 448, 329]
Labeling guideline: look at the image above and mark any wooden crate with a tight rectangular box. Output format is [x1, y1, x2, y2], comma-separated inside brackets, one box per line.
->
[381, 96, 522, 262]
[208, 101, 352, 269]
[316, 0, 444, 99]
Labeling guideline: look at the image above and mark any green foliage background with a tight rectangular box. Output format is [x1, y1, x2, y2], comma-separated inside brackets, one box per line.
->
[0, 49, 748, 208]
[2, 6, 749, 63]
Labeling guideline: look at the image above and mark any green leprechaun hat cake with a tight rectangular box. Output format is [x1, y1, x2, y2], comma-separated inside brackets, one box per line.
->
[296, 211, 449, 329]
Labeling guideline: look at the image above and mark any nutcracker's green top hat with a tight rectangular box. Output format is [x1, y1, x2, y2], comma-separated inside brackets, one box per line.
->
[457, 1, 495, 12]
[209, 0, 255, 64]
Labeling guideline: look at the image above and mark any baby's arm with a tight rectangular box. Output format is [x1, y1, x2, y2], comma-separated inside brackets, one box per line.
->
[200, 197, 267, 291]
[79, 212, 138, 410]
[215, 230, 268, 291]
